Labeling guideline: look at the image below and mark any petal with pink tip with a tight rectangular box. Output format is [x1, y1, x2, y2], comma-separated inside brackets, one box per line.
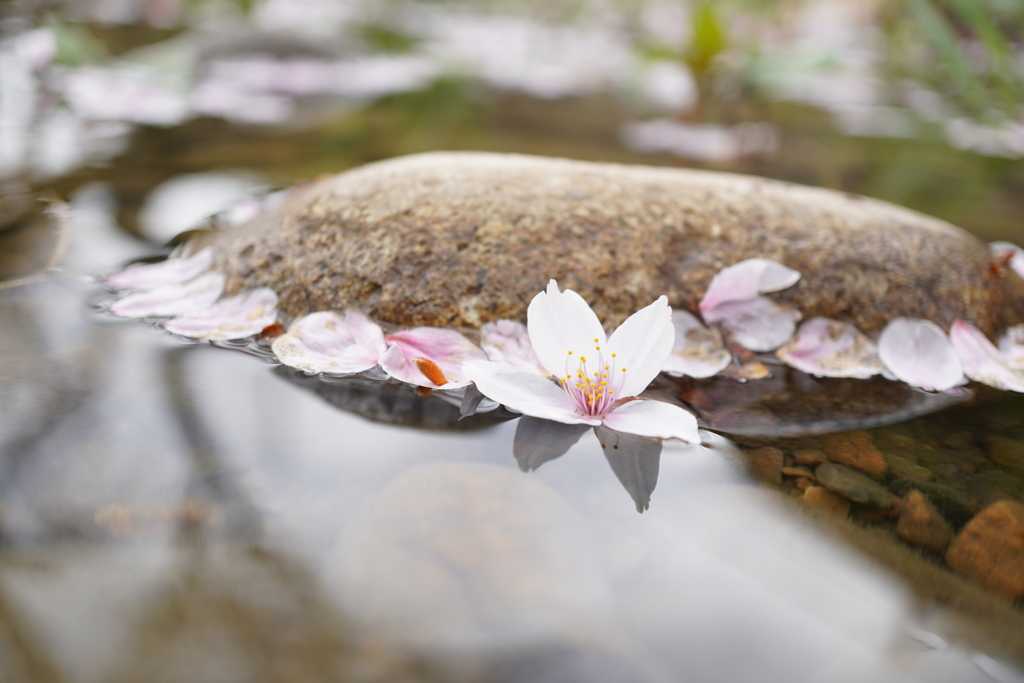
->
[106, 248, 215, 291]
[703, 296, 800, 352]
[990, 242, 1024, 280]
[699, 258, 800, 314]
[380, 327, 488, 388]
[949, 320, 1024, 393]
[606, 296, 675, 398]
[108, 272, 224, 318]
[462, 360, 600, 425]
[600, 399, 700, 443]
[776, 317, 883, 379]
[163, 288, 277, 340]
[662, 310, 731, 378]
[480, 319, 548, 375]
[527, 280, 607, 380]
[878, 318, 965, 391]
[272, 310, 386, 375]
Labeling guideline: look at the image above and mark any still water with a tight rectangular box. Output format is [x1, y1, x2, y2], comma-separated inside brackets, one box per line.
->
[1, 179, 1023, 683]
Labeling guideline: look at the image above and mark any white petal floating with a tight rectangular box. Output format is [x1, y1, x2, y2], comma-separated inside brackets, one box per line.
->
[108, 272, 224, 318]
[106, 248, 215, 291]
[990, 241, 1024, 280]
[878, 317, 965, 391]
[662, 310, 731, 378]
[163, 288, 278, 341]
[949, 320, 1024, 393]
[480, 319, 547, 375]
[379, 327, 488, 389]
[699, 258, 800, 313]
[600, 399, 701, 443]
[272, 310, 386, 375]
[462, 360, 601, 425]
[526, 279, 608, 379]
[776, 317, 884, 379]
[606, 296, 674, 397]
[998, 324, 1024, 368]
[702, 296, 801, 353]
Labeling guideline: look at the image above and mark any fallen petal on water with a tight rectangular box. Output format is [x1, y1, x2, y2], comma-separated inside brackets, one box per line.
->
[380, 327, 488, 389]
[272, 310, 386, 375]
[878, 318, 965, 392]
[699, 258, 800, 313]
[703, 296, 801, 352]
[164, 288, 278, 341]
[776, 317, 884, 379]
[108, 271, 224, 318]
[106, 247, 215, 291]
[949, 320, 1024, 393]
[662, 310, 732, 378]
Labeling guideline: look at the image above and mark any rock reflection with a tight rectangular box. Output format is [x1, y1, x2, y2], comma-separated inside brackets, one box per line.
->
[667, 366, 974, 437]
[274, 365, 514, 432]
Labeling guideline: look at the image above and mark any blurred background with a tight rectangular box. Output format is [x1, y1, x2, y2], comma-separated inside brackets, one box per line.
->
[2, 0, 1023, 251]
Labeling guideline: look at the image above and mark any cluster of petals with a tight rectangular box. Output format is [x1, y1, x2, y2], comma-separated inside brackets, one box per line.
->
[106, 243, 1024, 400]
[106, 248, 279, 341]
[463, 280, 701, 443]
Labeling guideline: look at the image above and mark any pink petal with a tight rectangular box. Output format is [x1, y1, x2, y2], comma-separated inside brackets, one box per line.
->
[702, 296, 800, 352]
[108, 272, 224, 318]
[699, 258, 800, 314]
[462, 360, 600, 425]
[662, 310, 731, 378]
[949, 320, 1024, 393]
[600, 398, 700, 443]
[272, 310, 386, 375]
[106, 248, 215, 291]
[480, 319, 548, 375]
[878, 318, 965, 391]
[527, 280, 607, 379]
[990, 242, 1024, 280]
[379, 327, 488, 388]
[606, 296, 674, 398]
[776, 317, 883, 379]
[163, 288, 278, 340]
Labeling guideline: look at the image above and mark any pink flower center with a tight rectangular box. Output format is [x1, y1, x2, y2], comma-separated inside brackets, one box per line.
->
[559, 338, 628, 417]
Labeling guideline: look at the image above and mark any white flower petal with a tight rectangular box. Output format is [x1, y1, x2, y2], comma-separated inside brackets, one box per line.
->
[462, 360, 600, 425]
[776, 317, 884, 379]
[272, 310, 386, 375]
[662, 310, 731, 378]
[600, 399, 700, 442]
[606, 296, 674, 397]
[703, 296, 800, 352]
[878, 317, 965, 391]
[379, 327, 487, 388]
[109, 272, 224, 318]
[163, 288, 277, 340]
[699, 258, 800, 313]
[998, 324, 1024, 368]
[950, 320, 1024, 393]
[527, 280, 607, 379]
[480, 319, 548, 375]
[990, 241, 1024, 280]
[106, 248, 215, 291]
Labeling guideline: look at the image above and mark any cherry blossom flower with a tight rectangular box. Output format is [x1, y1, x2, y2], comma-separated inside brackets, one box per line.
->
[463, 280, 700, 442]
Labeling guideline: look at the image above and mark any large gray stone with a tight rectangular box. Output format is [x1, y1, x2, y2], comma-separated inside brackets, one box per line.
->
[207, 152, 1024, 336]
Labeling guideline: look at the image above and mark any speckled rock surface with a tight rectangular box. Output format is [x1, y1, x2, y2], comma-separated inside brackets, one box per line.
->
[208, 152, 1024, 335]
